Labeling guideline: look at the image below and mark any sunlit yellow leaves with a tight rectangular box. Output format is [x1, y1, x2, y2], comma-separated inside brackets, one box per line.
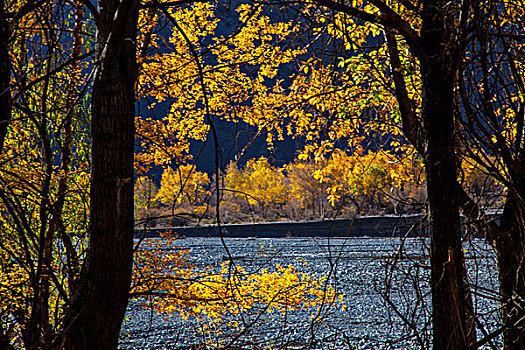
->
[132, 236, 343, 325]
[136, 2, 220, 171]
[457, 152, 505, 203]
[286, 161, 327, 212]
[156, 164, 211, 208]
[135, 115, 205, 172]
[212, 149, 425, 221]
[500, 0, 525, 26]
[490, 105, 519, 150]
[315, 149, 424, 207]
[0, 239, 30, 319]
[135, 176, 159, 211]
[136, 2, 304, 169]
[0, 7, 91, 338]
[224, 157, 288, 207]
[286, 51, 411, 162]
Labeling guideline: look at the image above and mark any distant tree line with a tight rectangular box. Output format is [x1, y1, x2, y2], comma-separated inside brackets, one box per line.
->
[135, 150, 504, 227]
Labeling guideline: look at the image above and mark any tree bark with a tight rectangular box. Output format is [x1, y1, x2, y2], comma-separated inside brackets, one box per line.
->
[62, 0, 138, 348]
[462, 6, 525, 346]
[386, 3, 476, 347]
[420, 2, 476, 349]
[490, 19, 525, 349]
[496, 181, 525, 349]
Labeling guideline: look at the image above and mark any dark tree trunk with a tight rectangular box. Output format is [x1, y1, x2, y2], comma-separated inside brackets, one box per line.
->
[0, 331, 14, 350]
[420, 2, 476, 348]
[386, 5, 476, 346]
[458, 3, 525, 347]
[0, 0, 12, 155]
[62, 0, 138, 348]
[496, 182, 525, 350]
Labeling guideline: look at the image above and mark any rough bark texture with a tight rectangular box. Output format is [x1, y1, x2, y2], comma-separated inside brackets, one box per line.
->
[0, 0, 11, 155]
[420, 2, 476, 349]
[62, 0, 138, 348]
[496, 180, 525, 350]
[386, 2, 476, 348]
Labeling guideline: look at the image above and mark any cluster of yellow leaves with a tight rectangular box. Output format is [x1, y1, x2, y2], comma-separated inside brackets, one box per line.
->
[1, 112, 91, 236]
[0, 115, 90, 340]
[278, 3, 424, 165]
[135, 176, 159, 211]
[487, 103, 519, 152]
[224, 157, 287, 207]
[286, 48, 419, 163]
[221, 151, 423, 211]
[0, 246, 28, 347]
[135, 2, 218, 171]
[313, 149, 423, 206]
[134, 0, 427, 195]
[0, 239, 30, 319]
[286, 161, 327, 213]
[0, 4, 91, 339]
[135, 2, 304, 171]
[132, 236, 342, 323]
[458, 154, 505, 196]
[182, 263, 340, 319]
[155, 164, 211, 209]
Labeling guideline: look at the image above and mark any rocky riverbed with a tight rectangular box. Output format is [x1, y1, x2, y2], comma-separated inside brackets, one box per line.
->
[119, 237, 500, 349]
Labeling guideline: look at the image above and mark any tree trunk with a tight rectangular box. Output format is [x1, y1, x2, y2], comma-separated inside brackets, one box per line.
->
[496, 184, 525, 350]
[423, 74, 475, 349]
[62, 0, 138, 348]
[420, 2, 476, 348]
[0, 330, 14, 350]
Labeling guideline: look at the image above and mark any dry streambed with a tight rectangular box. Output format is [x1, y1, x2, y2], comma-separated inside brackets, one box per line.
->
[120, 237, 499, 349]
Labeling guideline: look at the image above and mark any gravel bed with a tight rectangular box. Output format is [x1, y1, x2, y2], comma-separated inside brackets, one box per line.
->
[120, 237, 500, 349]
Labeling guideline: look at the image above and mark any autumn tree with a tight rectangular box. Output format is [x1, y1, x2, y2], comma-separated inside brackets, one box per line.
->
[253, 0, 478, 347]
[313, 149, 424, 214]
[153, 164, 211, 225]
[131, 3, 475, 346]
[223, 157, 288, 219]
[266, 0, 525, 348]
[129, 233, 343, 349]
[285, 160, 327, 218]
[134, 176, 160, 226]
[134, 2, 303, 173]
[0, 3, 332, 347]
[60, 0, 139, 347]
[0, 0, 11, 155]
[125, 0, 525, 347]
[4, 0, 523, 348]
[1, 0, 139, 348]
[0, 1, 92, 348]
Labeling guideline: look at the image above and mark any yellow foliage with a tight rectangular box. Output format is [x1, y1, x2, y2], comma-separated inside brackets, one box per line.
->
[224, 157, 288, 207]
[135, 2, 303, 171]
[135, 176, 159, 211]
[0, 8, 91, 341]
[286, 161, 326, 212]
[0, 238, 30, 321]
[318, 149, 424, 206]
[155, 164, 211, 208]
[132, 236, 343, 324]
